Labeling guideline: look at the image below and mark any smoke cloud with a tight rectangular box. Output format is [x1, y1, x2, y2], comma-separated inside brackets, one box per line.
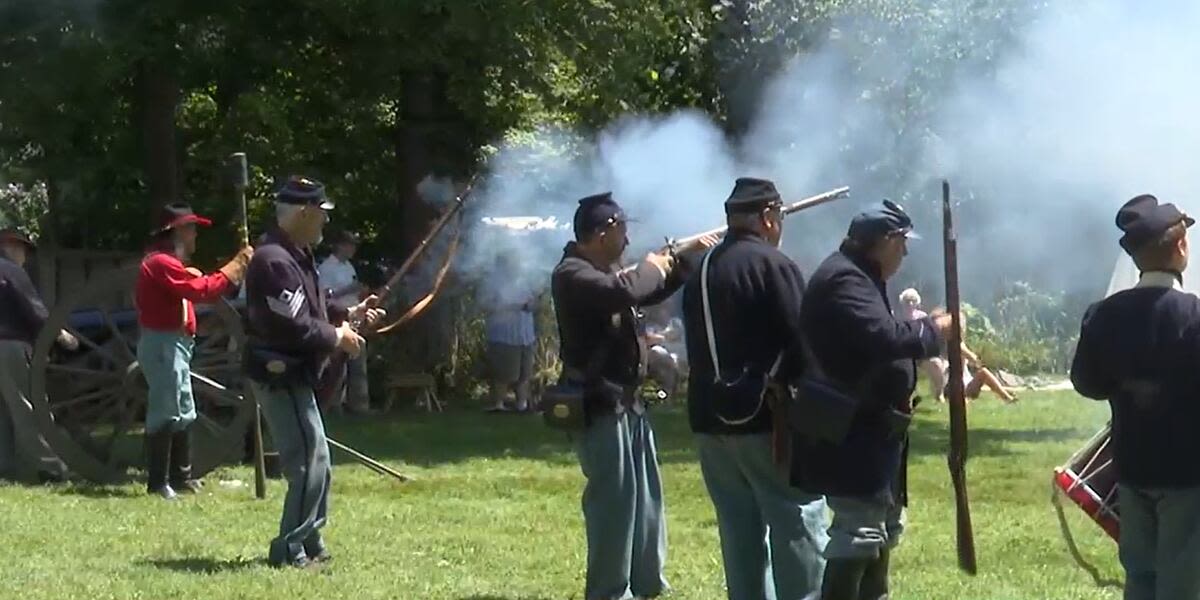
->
[460, 0, 1196, 309]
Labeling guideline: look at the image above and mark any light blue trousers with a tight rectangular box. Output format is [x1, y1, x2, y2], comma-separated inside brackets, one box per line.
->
[697, 433, 829, 600]
[250, 380, 331, 565]
[137, 330, 196, 434]
[0, 341, 66, 479]
[824, 494, 905, 560]
[574, 411, 669, 600]
[1119, 483, 1200, 600]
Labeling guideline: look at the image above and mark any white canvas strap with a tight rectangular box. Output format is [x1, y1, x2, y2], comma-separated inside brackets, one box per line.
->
[700, 248, 783, 384]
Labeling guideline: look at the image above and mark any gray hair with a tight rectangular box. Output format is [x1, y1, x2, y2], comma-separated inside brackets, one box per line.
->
[275, 202, 304, 225]
[899, 288, 921, 306]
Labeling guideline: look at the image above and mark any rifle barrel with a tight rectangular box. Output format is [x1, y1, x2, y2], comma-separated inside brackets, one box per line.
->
[377, 175, 478, 304]
[669, 186, 850, 248]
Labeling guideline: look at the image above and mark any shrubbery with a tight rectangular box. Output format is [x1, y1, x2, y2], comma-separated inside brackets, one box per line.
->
[965, 282, 1089, 376]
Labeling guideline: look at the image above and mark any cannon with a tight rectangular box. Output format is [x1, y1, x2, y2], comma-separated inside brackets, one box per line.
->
[26, 257, 257, 484]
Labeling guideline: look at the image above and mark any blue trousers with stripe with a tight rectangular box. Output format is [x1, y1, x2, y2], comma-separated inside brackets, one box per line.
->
[574, 410, 669, 600]
[250, 380, 331, 565]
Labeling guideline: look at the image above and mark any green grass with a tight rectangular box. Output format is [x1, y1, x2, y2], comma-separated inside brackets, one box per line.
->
[0, 390, 1123, 599]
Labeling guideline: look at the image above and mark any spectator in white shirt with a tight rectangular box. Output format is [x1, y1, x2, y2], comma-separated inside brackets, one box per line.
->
[318, 230, 374, 415]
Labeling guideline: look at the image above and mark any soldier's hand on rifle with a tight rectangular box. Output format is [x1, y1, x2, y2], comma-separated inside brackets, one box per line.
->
[679, 233, 722, 255]
[56, 329, 79, 352]
[335, 322, 365, 358]
[351, 294, 387, 328]
[645, 250, 675, 278]
[218, 246, 254, 285]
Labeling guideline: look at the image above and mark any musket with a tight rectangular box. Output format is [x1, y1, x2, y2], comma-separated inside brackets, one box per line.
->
[943, 179, 978, 574]
[370, 173, 478, 331]
[615, 186, 850, 277]
[665, 186, 850, 249]
[315, 175, 477, 405]
[228, 152, 267, 501]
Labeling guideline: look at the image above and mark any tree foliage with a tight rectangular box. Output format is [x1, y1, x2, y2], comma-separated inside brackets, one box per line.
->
[0, 0, 1062, 374]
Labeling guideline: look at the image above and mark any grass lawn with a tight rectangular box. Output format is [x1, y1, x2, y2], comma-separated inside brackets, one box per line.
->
[0, 390, 1124, 599]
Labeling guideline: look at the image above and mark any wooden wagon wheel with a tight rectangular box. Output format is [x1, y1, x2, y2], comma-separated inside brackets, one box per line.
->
[28, 264, 257, 484]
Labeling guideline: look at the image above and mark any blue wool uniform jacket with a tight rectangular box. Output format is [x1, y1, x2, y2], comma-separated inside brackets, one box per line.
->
[0, 256, 48, 345]
[791, 249, 941, 497]
[681, 232, 808, 435]
[551, 242, 692, 416]
[244, 228, 347, 383]
[1071, 271, 1200, 489]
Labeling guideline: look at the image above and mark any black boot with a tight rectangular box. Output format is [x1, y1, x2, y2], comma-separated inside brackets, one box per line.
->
[858, 549, 891, 600]
[821, 558, 869, 600]
[169, 428, 202, 494]
[146, 430, 177, 500]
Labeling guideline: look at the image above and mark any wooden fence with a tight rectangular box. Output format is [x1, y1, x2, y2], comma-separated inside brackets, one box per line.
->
[34, 248, 140, 310]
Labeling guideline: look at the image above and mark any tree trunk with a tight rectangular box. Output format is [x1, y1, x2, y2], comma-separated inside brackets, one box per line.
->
[393, 70, 440, 258]
[712, 0, 762, 138]
[390, 69, 477, 371]
[136, 59, 181, 219]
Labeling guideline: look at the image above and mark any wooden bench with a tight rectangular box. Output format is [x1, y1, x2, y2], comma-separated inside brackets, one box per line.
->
[386, 373, 442, 412]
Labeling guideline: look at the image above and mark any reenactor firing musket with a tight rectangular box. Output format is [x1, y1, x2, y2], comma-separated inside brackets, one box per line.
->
[618, 186, 850, 275]
[665, 186, 850, 250]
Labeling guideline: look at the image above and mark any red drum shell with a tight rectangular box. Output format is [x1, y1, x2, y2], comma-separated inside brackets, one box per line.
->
[1053, 425, 1119, 541]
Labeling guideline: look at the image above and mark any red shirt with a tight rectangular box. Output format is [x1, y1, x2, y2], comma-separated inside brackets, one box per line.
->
[136, 251, 231, 336]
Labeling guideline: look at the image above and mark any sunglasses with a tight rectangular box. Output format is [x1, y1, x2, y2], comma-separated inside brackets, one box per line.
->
[593, 213, 627, 235]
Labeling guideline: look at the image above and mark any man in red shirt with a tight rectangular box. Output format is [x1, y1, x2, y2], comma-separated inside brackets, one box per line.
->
[136, 203, 252, 499]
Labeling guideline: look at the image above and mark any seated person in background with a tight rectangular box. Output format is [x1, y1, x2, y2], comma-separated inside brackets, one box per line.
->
[898, 288, 947, 403]
[940, 312, 1018, 404]
[954, 341, 1019, 404]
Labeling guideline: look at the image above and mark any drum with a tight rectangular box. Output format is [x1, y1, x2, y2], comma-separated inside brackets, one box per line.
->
[1053, 424, 1119, 540]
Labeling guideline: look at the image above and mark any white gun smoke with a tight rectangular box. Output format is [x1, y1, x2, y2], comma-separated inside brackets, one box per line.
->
[460, 0, 1200, 312]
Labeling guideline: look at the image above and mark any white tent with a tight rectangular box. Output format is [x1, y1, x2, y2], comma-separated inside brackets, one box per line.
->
[1106, 252, 1200, 297]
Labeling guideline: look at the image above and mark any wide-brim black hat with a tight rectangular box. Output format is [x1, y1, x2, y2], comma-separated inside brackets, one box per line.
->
[152, 202, 213, 235]
[333, 229, 360, 245]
